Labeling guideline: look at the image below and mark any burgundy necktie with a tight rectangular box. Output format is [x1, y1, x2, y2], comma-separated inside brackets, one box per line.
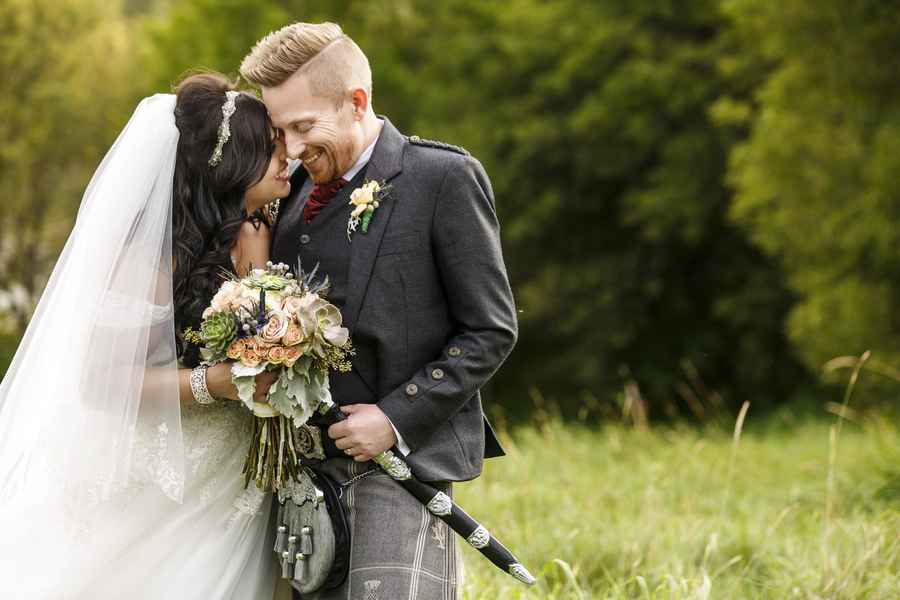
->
[302, 178, 348, 225]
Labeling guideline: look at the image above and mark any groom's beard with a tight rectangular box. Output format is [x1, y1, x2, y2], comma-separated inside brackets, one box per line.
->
[301, 128, 361, 185]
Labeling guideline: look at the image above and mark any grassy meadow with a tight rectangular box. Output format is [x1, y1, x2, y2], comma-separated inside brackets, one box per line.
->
[457, 399, 900, 599]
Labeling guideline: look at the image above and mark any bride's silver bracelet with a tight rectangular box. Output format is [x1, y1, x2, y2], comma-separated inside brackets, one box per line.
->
[190, 365, 216, 404]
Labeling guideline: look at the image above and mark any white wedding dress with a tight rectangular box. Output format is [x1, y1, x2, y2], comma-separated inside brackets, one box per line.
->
[0, 400, 278, 599]
[0, 95, 285, 599]
[0, 293, 280, 599]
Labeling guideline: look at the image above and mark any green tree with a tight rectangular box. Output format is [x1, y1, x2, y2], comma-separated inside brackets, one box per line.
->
[349, 0, 809, 416]
[136, 0, 345, 96]
[0, 0, 139, 332]
[727, 0, 900, 389]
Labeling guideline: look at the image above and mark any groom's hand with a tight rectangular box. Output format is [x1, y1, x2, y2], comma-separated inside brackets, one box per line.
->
[329, 404, 398, 462]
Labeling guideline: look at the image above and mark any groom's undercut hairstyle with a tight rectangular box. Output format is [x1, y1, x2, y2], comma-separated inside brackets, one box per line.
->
[240, 22, 372, 110]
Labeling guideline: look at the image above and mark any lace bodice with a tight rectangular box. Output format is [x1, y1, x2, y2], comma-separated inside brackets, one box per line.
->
[95, 291, 173, 328]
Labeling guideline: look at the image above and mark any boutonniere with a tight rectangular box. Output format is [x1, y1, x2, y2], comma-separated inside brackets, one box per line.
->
[347, 179, 393, 241]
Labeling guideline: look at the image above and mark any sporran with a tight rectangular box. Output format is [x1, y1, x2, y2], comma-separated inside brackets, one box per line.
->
[274, 466, 350, 593]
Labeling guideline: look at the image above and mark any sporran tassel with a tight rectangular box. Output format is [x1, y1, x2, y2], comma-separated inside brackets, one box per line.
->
[300, 525, 313, 555]
[275, 523, 288, 555]
[287, 534, 299, 560]
[294, 553, 308, 583]
[281, 550, 294, 579]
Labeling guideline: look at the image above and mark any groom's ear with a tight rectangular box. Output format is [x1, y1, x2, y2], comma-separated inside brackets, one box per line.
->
[349, 87, 369, 121]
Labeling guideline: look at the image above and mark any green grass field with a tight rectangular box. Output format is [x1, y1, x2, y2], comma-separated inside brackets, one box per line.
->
[457, 403, 900, 599]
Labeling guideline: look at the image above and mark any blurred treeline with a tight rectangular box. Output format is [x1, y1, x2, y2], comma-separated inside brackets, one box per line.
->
[2, 0, 899, 420]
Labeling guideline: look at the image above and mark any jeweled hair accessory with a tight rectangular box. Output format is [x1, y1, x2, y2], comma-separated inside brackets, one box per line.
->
[208, 90, 240, 167]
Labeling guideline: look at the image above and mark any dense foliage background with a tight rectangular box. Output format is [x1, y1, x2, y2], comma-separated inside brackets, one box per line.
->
[3, 0, 899, 419]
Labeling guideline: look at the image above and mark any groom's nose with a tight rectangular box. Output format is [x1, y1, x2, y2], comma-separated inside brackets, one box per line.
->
[283, 131, 305, 160]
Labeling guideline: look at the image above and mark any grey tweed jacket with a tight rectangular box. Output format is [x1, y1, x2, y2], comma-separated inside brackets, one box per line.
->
[271, 117, 517, 482]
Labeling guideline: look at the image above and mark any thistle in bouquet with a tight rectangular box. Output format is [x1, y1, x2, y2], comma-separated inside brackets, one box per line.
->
[186, 260, 354, 492]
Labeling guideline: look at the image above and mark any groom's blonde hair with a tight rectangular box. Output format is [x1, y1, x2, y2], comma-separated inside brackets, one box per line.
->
[240, 22, 372, 109]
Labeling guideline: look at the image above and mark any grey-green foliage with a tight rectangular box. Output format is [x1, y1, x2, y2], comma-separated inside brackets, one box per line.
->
[727, 0, 900, 387]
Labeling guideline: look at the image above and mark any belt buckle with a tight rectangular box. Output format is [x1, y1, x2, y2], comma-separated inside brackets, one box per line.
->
[295, 423, 326, 460]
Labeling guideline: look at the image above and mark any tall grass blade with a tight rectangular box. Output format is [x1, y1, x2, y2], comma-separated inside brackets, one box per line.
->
[636, 575, 651, 600]
[540, 559, 586, 600]
[693, 573, 712, 600]
[720, 401, 750, 520]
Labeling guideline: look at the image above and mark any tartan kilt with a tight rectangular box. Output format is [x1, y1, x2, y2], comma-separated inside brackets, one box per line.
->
[296, 457, 463, 600]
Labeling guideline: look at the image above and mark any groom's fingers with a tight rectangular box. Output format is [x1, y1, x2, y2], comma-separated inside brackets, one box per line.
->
[329, 404, 398, 461]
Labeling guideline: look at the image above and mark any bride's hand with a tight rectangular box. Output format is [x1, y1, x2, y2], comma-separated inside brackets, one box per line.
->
[205, 362, 279, 404]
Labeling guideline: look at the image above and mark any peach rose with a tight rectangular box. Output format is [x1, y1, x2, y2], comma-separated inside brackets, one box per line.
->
[254, 308, 289, 346]
[226, 338, 247, 360]
[282, 346, 303, 368]
[267, 346, 286, 365]
[281, 322, 307, 347]
[240, 348, 263, 367]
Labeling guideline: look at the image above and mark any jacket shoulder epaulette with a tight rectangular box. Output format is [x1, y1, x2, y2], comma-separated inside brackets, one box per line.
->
[408, 135, 470, 156]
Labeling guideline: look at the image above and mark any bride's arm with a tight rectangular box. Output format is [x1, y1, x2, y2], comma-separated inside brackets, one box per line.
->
[231, 215, 271, 277]
[177, 362, 278, 407]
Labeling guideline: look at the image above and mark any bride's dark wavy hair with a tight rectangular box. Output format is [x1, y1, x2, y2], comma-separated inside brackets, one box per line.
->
[172, 72, 274, 366]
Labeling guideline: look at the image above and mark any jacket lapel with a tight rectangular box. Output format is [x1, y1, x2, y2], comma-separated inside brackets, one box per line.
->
[342, 118, 404, 335]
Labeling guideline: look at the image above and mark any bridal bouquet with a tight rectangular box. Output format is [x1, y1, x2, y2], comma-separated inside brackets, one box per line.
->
[185, 261, 353, 492]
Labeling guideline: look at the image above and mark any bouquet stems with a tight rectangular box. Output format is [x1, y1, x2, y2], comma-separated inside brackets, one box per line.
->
[242, 414, 300, 492]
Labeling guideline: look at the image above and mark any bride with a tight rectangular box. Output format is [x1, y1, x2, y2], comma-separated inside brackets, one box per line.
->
[0, 72, 291, 599]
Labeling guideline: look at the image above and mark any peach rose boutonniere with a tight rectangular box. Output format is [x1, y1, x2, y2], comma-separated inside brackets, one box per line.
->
[347, 179, 393, 240]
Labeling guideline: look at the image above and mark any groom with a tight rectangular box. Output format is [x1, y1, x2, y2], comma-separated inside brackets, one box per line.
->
[241, 22, 517, 599]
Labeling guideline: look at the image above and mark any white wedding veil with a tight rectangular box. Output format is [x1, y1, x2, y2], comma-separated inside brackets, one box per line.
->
[0, 94, 184, 540]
